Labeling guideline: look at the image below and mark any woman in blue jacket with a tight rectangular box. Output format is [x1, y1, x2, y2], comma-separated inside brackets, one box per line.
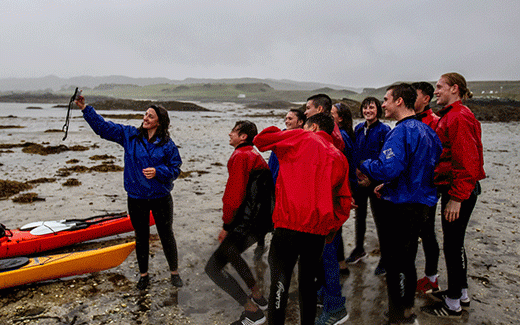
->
[76, 96, 183, 290]
[345, 97, 391, 276]
[331, 102, 356, 274]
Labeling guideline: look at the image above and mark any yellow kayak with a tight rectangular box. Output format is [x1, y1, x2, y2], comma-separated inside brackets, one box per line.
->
[0, 241, 135, 290]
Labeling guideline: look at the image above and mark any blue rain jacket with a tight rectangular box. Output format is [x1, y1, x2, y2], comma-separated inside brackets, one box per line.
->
[359, 117, 442, 206]
[353, 120, 391, 171]
[83, 106, 182, 199]
[339, 129, 357, 191]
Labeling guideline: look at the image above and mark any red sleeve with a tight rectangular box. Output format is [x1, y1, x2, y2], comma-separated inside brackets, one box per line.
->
[448, 115, 482, 201]
[332, 124, 345, 152]
[222, 151, 250, 224]
[253, 126, 282, 152]
[332, 155, 352, 230]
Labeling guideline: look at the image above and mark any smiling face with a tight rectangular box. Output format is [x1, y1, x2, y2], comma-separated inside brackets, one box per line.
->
[285, 111, 303, 130]
[143, 108, 160, 130]
[434, 77, 459, 107]
[228, 127, 247, 148]
[362, 101, 379, 124]
[305, 100, 322, 118]
[331, 106, 342, 125]
[414, 89, 430, 113]
[382, 90, 398, 119]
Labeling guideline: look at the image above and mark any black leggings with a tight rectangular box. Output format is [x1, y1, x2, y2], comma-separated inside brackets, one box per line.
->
[352, 185, 385, 257]
[418, 204, 440, 276]
[440, 185, 479, 299]
[378, 201, 428, 323]
[205, 232, 258, 306]
[268, 228, 325, 325]
[128, 194, 179, 274]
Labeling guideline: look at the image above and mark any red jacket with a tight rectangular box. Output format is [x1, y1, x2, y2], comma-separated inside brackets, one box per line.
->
[434, 101, 485, 201]
[331, 124, 345, 152]
[417, 107, 440, 130]
[253, 127, 351, 236]
[222, 144, 269, 225]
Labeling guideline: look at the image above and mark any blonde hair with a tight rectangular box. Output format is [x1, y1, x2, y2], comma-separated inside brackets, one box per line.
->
[441, 72, 473, 101]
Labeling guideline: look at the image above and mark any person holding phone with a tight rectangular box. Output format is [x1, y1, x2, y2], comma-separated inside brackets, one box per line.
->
[75, 96, 183, 290]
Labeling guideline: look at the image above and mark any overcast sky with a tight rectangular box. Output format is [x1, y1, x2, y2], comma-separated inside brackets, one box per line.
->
[2, 0, 519, 88]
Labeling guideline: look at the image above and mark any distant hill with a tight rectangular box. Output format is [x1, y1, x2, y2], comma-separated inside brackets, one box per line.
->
[2, 76, 520, 121]
[0, 75, 357, 93]
[353, 80, 520, 102]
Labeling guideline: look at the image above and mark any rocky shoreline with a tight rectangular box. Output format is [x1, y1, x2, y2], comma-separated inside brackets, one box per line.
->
[2, 92, 520, 121]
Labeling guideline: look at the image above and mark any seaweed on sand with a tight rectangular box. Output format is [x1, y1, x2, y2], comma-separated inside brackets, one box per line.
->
[0, 179, 33, 199]
[12, 192, 45, 203]
[21, 143, 89, 155]
[63, 179, 81, 186]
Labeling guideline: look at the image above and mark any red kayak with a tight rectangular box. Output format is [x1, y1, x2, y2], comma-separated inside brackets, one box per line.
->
[0, 212, 154, 259]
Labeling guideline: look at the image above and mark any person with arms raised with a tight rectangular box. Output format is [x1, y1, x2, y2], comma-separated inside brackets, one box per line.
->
[75, 96, 183, 290]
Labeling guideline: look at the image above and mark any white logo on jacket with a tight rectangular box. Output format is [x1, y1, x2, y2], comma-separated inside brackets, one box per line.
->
[383, 148, 395, 159]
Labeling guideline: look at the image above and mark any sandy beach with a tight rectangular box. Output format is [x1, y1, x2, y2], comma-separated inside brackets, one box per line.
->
[0, 102, 519, 324]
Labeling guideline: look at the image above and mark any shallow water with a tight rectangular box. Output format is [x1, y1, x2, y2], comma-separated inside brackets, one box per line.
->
[0, 102, 519, 324]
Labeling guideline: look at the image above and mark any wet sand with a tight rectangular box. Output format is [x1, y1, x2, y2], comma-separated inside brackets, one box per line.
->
[0, 104, 519, 324]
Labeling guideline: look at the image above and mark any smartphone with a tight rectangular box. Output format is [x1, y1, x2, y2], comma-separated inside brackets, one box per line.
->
[73, 88, 83, 101]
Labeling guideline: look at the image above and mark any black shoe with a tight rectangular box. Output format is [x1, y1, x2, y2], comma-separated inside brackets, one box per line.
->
[432, 290, 470, 308]
[374, 260, 386, 276]
[339, 266, 350, 275]
[136, 275, 149, 290]
[345, 249, 367, 264]
[383, 311, 418, 324]
[249, 294, 268, 311]
[230, 309, 266, 325]
[431, 289, 446, 300]
[374, 265, 386, 276]
[421, 301, 462, 318]
[171, 274, 184, 287]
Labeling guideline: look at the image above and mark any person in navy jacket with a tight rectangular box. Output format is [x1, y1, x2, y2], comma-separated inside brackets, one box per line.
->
[345, 97, 391, 277]
[76, 97, 183, 290]
[357, 83, 442, 325]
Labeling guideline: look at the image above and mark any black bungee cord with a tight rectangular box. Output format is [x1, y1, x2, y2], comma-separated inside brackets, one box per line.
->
[62, 87, 81, 141]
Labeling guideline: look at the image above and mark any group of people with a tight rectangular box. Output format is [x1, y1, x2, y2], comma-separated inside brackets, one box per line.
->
[74, 71, 485, 325]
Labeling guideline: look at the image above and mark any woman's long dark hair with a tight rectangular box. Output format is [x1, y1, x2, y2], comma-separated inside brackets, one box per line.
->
[334, 103, 355, 141]
[137, 104, 171, 145]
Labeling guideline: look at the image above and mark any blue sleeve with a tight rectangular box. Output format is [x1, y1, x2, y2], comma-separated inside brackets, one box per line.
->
[154, 141, 182, 183]
[82, 106, 129, 146]
[376, 123, 392, 152]
[268, 151, 279, 184]
[359, 128, 406, 183]
[340, 131, 354, 163]
[340, 132, 357, 190]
